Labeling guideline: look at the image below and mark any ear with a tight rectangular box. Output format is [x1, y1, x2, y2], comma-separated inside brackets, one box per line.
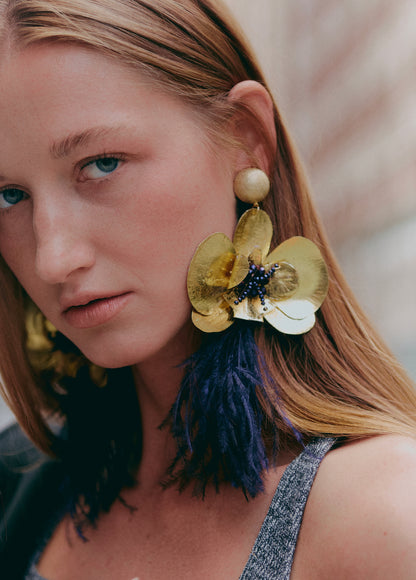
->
[227, 80, 277, 174]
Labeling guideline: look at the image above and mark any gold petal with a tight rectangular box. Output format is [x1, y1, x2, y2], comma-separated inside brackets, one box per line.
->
[248, 247, 263, 267]
[233, 208, 273, 262]
[26, 330, 53, 352]
[264, 308, 316, 335]
[272, 298, 314, 320]
[187, 233, 234, 315]
[265, 237, 328, 318]
[26, 308, 54, 351]
[44, 319, 57, 336]
[223, 294, 269, 322]
[228, 254, 250, 288]
[232, 298, 263, 322]
[89, 365, 108, 388]
[191, 308, 234, 333]
[205, 251, 236, 286]
[266, 262, 298, 300]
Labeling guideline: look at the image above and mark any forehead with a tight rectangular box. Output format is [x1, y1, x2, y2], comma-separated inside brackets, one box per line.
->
[0, 42, 153, 111]
[0, 43, 210, 169]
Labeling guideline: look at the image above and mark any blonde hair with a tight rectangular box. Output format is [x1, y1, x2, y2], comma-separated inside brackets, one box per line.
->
[0, 0, 415, 457]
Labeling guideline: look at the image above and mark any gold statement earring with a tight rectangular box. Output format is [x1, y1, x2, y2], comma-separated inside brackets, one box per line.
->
[25, 301, 107, 387]
[187, 167, 329, 335]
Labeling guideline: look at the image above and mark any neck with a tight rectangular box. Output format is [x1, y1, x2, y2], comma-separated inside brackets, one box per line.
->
[131, 322, 197, 485]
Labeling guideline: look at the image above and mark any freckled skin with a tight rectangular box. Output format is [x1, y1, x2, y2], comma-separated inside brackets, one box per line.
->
[0, 44, 237, 368]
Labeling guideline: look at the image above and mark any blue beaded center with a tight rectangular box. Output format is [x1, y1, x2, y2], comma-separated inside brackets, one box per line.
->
[234, 263, 279, 306]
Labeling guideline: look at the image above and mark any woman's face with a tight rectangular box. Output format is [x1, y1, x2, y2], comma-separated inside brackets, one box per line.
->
[0, 44, 237, 367]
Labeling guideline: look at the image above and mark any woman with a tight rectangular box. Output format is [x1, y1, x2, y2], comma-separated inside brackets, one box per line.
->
[0, 0, 415, 578]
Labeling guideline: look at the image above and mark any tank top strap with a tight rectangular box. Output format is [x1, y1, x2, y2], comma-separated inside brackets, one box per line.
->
[240, 437, 337, 579]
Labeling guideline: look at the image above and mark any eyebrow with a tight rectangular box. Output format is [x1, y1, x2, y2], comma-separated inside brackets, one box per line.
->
[49, 125, 131, 159]
[0, 125, 133, 182]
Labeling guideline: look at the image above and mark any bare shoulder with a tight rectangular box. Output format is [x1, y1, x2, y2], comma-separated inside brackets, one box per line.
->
[292, 435, 416, 580]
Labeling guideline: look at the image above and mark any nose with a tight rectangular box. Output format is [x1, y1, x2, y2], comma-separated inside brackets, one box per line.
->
[33, 195, 95, 284]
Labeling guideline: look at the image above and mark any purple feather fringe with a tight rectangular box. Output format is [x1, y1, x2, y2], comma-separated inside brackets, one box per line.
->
[165, 321, 301, 498]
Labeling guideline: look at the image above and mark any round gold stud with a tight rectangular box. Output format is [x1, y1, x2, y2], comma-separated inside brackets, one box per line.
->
[233, 168, 270, 204]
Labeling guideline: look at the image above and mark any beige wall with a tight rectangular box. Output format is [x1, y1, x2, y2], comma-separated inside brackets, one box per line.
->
[222, 0, 287, 98]
[224, 0, 416, 378]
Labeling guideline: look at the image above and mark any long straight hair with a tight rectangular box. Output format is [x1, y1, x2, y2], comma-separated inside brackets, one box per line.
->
[0, 0, 415, 460]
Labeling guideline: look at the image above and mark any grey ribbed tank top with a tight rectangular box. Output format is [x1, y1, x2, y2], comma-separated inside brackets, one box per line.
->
[27, 437, 336, 580]
[240, 437, 336, 579]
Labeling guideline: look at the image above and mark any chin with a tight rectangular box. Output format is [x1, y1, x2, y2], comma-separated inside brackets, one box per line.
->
[68, 312, 195, 370]
[82, 345, 153, 369]
[78, 330, 191, 370]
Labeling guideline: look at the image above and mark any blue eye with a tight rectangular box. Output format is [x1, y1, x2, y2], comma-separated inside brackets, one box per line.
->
[0, 188, 28, 210]
[96, 158, 119, 173]
[82, 157, 120, 179]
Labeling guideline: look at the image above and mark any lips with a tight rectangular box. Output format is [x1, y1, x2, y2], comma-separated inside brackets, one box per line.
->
[61, 292, 132, 329]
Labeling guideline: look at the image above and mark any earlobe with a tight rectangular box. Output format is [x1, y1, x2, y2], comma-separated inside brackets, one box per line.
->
[227, 80, 277, 173]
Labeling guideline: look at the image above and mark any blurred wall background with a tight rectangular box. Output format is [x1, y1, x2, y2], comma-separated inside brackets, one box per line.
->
[224, 0, 416, 379]
[1, 1, 415, 429]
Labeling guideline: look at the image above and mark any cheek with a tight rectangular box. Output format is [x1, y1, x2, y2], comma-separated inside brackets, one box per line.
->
[0, 199, 39, 282]
[113, 161, 237, 270]
[0, 236, 35, 290]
